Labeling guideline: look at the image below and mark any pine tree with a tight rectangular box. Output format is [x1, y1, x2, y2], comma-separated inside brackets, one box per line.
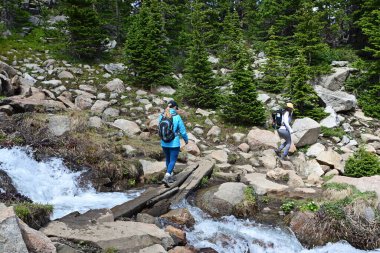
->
[221, 44, 266, 126]
[258, 27, 287, 93]
[285, 52, 327, 121]
[218, 9, 243, 67]
[181, 1, 218, 109]
[124, 0, 174, 90]
[64, 0, 105, 59]
[293, 0, 328, 66]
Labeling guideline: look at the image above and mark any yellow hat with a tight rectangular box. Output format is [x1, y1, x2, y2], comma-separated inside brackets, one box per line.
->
[286, 103, 294, 109]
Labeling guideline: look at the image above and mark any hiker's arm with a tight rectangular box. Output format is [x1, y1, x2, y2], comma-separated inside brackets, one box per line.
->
[283, 112, 293, 133]
[158, 114, 162, 123]
[178, 117, 189, 144]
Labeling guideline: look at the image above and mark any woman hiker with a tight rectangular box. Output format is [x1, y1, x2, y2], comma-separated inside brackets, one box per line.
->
[158, 101, 188, 186]
[275, 103, 294, 160]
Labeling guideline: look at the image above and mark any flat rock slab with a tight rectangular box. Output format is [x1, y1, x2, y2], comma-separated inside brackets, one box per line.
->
[41, 220, 173, 252]
[242, 173, 289, 195]
[328, 175, 380, 204]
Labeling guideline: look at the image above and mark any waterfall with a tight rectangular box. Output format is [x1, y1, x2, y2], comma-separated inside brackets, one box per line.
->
[0, 147, 141, 219]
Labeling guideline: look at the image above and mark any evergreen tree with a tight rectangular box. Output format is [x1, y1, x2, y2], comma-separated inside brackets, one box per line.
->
[124, 0, 174, 90]
[64, 0, 105, 59]
[355, 0, 380, 119]
[285, 52, 327, 121]
[181, 1, 218, 109]
[258, 27, 287, 93]
[218, 9, 243, 67]
[221, 44, 265, 126]
[292, 0, 328, 66]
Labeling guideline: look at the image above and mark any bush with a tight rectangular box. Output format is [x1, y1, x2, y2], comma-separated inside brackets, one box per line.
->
[321, 126, 345, 138]
[345, 148, 380, 178]
[299, 201, 319, 212]
[14, 202, 53, 229]
[281, 200, 295, 214]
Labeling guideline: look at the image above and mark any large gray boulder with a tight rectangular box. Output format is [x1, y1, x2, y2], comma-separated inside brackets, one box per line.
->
[316, 149, 343, 172]
[0, 204, 29, 253]
[315, 85, 357, 112]
[91, 100, 110, 113]
[112, 119, 141, 136]
[18, 220, 56, 253]
[320, 106, 340, 128]
[241, 173, 289, 195]
[291, 117, 321, 147]
[41, 219, 174, 252]
[195, 182, 255, 217]
[74, 95, 93, 110]
[247, 128, 280, 150]
[105, 78, 125, 93]
[313, 67, 352, 91]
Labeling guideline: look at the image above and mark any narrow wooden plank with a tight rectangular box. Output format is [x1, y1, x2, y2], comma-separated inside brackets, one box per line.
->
[171, 159, 215, 204]
[111, 163, 199, 218]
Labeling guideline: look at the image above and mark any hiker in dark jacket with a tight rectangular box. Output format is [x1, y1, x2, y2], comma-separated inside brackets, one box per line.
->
[158, 101, 188, 186]
[275, 103, 294, 160]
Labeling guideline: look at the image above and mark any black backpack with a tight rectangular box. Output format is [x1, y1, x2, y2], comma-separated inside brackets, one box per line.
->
[158, 114, 177, 143]
[272, 109, 284, 129]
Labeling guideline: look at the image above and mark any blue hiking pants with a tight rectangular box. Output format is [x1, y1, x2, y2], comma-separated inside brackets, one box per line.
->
[162, 147, 180, 174]
[277, 129, 292, 156]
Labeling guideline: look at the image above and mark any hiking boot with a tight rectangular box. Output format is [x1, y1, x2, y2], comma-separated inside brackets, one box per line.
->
[167, 175, 175, 184]
[161, 174, 170, 187]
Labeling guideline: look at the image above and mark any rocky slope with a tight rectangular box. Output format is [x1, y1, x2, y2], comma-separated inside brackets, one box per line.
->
[0, 45, 379, 252]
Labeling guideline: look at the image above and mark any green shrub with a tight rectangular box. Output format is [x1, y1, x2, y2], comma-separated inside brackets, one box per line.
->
[345, 148, 380, 177]
[14, 202, 53, 229]
[281, 200, 295, 214]
[321, 126, 346, 138]
[243, 186, 256, 204]
[200, 176, 209, 187]
[299, 201, 319, 212]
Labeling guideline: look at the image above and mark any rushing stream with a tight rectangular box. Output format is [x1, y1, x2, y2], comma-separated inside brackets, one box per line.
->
[1, 147, 379, 252]
[174, 201, 380, 253]
[0, 147, 141, 219]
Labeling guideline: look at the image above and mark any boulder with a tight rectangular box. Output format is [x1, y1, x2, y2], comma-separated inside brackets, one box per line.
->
[104, 63, 125, 74]
[195, 183, 255, 217]
[181, 141, 201, 156]
[0, 61, 17, 78]
[207, 150, 228, 163]
[48, 115, 71, 137]
[139, 244, 167, 253]
[232, 133, 246, 143]
[112, 119, 141, 136]
[156, 86, 176, 95]
[313, 67, 351, 91]
[298, 159, 324, 178]
[74, 95, 93, 110]
[160, 209, 195, 228]
[306, 143, 325, 157]
[320, 106, 340, 128]
[5, 96, 66, 112]
[41, 220, 174, 252]
[266, 168, 289, 181]
[18, 220, 56, 253]
[241, 173, 288, 195]
[105, 78, 125, 93]
[103, 107, 120, 117]
[328, 175, 380, 204]
[196, 108, 214, 117]
[238, 143, 250, 153]
[79, 84, 97, 94]
[258, 149, 277, 170]
[257, 93, 271, 104]
[287, 171, 305, 188]
[139, 160, 166, 176]
[291, 117, 321, 147]
[91, 100, 110, 113]
[315, 85, 357, 112]
[58, 71, 74, 79]
[316, 149, 343, 172]
[42, 80, 62, 87]
[89, 116, 102, 128]
[206, 126, 221, 138]
[247, 128, 280, 150]
[361, 133, 380, 143]
[0, 204, 28, 253]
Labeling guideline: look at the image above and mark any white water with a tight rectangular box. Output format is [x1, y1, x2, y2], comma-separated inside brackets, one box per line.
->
[174, 201, 380, 253]
[0, 147, 142, 219]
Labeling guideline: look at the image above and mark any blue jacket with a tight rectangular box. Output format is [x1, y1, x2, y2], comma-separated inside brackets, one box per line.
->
[158, 109, 188, 148]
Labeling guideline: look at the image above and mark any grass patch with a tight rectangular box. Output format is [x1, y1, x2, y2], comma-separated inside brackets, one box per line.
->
[14, 202, 53, 229]
[321, 126, 346, 139]
[200, 176, 209, 187]
[244, 186, 256, 204]
[322, 182, 350, 191]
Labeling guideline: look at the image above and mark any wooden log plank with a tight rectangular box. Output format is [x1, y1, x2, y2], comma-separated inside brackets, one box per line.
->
[171, 159, 215, 204]
[111, 163, 198, 219]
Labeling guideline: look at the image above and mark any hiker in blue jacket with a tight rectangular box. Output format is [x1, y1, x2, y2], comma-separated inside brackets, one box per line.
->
[275, 103, 294, 160]
[158, 101, 188, 186]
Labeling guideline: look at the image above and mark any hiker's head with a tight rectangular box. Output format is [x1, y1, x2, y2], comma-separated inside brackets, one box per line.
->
[285, 103, 294, 111]
[168, 100, 178, 110]
[164, 101, 178, 118]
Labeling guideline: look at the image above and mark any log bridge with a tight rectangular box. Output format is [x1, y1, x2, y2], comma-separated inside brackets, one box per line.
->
[111, 159, 215, 219]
